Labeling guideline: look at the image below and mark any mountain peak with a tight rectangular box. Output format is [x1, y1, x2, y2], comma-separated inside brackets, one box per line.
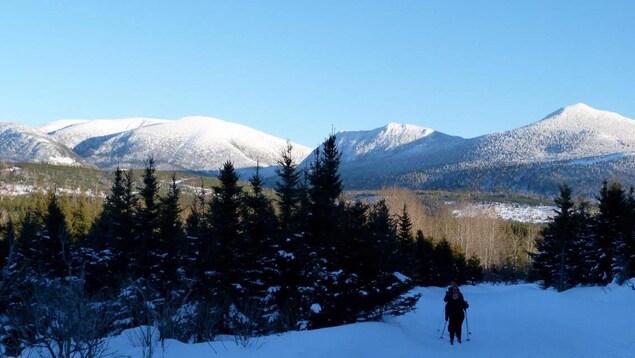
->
[563, 102, 594, 111]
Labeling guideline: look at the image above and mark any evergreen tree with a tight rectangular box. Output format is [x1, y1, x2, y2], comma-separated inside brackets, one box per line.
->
[273, 146, 308, 330]
[591, 181, 627, 285]
[205, 161, 244, 321]
[466, 255, 484, 284]
[185, 180, 208, 286]
[158, 173, 185, 289]
[367, 200, 398, 272]
[137, 157, 161, 279]
[0, 219, 16, 271]
[304, 136, 347, 328]
[413, 230, 435, 285]
[531, 185, 576, 291]
[569, 201, 595, 285]
[396, 204, 416, 276]
[275, 142, 302, 235]
[88, 167, 137, 290]
[43, 192, 72, 279]
[432, 239, 455, 286]
[242, 166, 279, 332]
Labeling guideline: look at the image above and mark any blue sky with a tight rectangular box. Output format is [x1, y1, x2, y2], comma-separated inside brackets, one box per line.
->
[1, 1, 633, 147]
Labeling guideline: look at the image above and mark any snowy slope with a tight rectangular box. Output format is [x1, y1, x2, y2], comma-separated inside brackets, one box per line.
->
[26, 282, 632, 358]
[301, 123, 466, 179]
[0, 123, 88, 166]
[467, 103, 635, 164]
[42, 117, 169, 148]
[68, 116, 312, 171]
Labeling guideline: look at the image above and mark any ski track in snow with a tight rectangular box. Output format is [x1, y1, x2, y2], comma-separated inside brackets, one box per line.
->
[20, 283, 634, 358]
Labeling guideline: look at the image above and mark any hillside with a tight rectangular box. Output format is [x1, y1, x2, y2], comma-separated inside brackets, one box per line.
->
[43, 116, 312, 172]
[334, 104, 635, 197]
[0, 123, 88, 167]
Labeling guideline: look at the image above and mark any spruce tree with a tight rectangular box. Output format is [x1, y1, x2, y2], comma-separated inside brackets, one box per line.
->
[592, 181, 627, 285]
[396, 204, 416, 276]
[89, 167, 137, 290]
[273, 144, 308, 330]
[275, 142, 301, 235]
[413, 230, 435, 285]
[206, 161, 244, 317]
[185, 180, 208, 286]
[43, 192, 72, 279]
[0, 219, 16, 271]
[466, 255, 484, 284]
[531, 185, 576, 290]
[569, 201, 594, 286]
[432, 239, 455, 286]
[242, 166, 279, 332]
[137, 157, 161, 279]
[304, 136, 347, 328]
[158, 173, 185, 289]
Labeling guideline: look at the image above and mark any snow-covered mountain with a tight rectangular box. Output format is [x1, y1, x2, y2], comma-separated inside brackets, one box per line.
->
[313, 104, 635, 196]
[42, 117, 169, 149]
[301, 123, 466, 179]
[44, 116, 312, 171]
[465, 103, 635, 165]
[0, 123, 88, 166]
[4, 103, 635, 196]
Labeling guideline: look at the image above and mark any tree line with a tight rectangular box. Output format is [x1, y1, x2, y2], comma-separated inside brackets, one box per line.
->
[531, 181, 635, 291]
[0, 135, 482, 355]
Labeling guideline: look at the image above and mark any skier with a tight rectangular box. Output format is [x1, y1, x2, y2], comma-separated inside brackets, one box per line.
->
[444, 282, 464, 302]
[444, 285, 469, 345]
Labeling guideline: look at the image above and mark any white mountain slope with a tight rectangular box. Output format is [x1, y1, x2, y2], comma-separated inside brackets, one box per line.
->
[42, 117, 169, 148]
[68, 116, 312, 171]
[301, 123, 466, 178]
[0, 123, 88, 166]
[466, 103, 635, 165]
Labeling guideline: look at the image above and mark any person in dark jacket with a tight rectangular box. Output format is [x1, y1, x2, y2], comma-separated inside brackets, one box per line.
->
[444, 282, 464, 303]
[444, 285, 469, 345]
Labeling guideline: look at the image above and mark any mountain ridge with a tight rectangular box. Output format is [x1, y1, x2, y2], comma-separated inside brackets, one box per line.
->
[2, 103, 634, 196]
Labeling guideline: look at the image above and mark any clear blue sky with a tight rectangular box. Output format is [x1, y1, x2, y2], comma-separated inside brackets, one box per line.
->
[1, 1, 633, 148]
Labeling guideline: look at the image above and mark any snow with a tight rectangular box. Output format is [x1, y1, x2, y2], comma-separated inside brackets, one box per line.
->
[453, 202, 556, 224]
[41, 116, 312, 171]
[568, 152, 635, 165]
[19, 282, 634, 357]
[393, 272, 410, 283]
[0, 122, 86, 166]
[42, 117, 169, 148]
[471, 103, 635, 165]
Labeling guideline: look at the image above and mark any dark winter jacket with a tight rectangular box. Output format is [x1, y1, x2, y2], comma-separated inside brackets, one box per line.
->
[445, 294, 469, 321]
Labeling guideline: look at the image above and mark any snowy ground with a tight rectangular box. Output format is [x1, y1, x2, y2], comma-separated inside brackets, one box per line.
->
[453, 202, 556, 224]
[22, 282, 634, 358]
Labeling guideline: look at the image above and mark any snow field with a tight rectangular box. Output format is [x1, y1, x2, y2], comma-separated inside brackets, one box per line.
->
[21, 282, 632, 358]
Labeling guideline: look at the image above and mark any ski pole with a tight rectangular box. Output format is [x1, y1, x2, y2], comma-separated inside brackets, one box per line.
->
[465, 310, 471, 341]
[436, 309, 445, 332]
[440, 319, 447, 339]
